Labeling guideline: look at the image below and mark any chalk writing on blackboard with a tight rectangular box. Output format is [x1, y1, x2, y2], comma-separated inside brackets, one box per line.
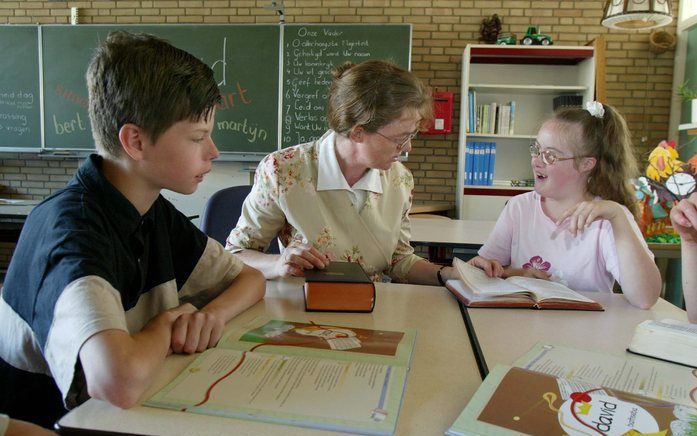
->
[281, 25, 409, 148]
[0, 91, 35, 137]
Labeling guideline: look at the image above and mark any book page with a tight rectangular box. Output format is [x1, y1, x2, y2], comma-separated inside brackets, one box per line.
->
[514, 343, 697, 408]
[453, 257, 525, 295]
[505, 276, 596, 303]
[146, 347, 406, 434]
[446, 280, 533, 302]
[219, 318, 415, 368]
[651, 318, 697, 335]
[447, 365, 694, 436]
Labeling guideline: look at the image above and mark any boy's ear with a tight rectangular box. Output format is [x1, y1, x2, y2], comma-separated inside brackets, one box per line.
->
[118, 123, 148, 161]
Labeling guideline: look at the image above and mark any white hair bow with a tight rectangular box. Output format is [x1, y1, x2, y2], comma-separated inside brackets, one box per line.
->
[584, 101, 604, 119]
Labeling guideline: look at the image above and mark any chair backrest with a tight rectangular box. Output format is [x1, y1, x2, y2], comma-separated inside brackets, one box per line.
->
[200, 185, 279, 254]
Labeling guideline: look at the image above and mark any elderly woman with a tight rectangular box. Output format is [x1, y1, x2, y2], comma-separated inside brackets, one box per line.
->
[227, 59, 457, 285]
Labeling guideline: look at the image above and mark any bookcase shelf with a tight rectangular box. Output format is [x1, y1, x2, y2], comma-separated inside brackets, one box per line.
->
[467, 133, 536, 139]
[469, 84, 588, 94]
[457, 44, 596, 220]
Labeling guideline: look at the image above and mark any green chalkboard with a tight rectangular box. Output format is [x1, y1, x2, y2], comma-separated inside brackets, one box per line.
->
[281, 24, 411, 148]
[41, 24, 279, 153]
[0, 26, 41, 150]
[0, 24, 411, 154]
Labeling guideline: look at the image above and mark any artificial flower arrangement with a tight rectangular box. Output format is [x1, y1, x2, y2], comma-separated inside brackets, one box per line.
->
[634, 140, 697, 243]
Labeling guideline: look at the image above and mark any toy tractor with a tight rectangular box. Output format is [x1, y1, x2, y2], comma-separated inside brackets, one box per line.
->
[520, 26, 553, 46]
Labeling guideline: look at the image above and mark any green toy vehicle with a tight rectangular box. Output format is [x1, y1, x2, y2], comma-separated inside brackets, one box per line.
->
[520, 26, 553, 46]
[496, 33, 517, 45]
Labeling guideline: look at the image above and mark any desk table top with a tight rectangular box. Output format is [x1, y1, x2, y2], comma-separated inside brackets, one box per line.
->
[58, 279, 481, 436]
[463, 292, 687, 376]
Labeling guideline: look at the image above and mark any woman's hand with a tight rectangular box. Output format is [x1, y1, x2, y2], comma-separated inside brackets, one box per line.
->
[275, 242, 329, 277]
[556, 199, 623, 237]
[670, 193, 697, 245]
[502, 267, 551, 280]
[468, 255, 504, 278]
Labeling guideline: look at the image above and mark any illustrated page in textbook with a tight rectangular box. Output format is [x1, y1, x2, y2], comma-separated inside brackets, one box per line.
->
[145, 318, 416, 435]
[446, 365, 697, 436]
[514, 343, 697, 408]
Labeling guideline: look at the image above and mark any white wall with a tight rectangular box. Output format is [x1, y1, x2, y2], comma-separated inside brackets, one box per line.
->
[162, 160, 253, 227]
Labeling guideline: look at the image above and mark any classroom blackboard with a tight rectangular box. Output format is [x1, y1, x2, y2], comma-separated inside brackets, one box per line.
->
[0, 26, 41, 150]
[0, 23, 410, 155]
[281, 24, 411, 147]
[41, 24, 280, 153]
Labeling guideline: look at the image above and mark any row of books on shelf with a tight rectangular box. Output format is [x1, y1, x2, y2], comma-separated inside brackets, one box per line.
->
[464, 141, 496, 186]
[466, 91, 516, 135]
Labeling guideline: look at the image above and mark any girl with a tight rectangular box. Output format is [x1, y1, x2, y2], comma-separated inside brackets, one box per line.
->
[469, 102, 661, 309]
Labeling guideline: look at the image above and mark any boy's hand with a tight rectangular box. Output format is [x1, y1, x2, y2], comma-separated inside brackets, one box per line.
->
[468, 255, 504, 278]
[169, 305, 225, 354]
[670, 193, 697, 245]
[275, 242, 329, 277]
[556, 199, 623, 237]
[503, 267, 551, 280]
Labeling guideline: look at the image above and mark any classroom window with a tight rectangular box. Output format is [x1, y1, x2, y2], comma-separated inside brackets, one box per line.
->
[681, 0, 697, 23]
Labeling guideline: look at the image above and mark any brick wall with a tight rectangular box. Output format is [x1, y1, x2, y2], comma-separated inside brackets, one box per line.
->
[0, 1, 681, 266]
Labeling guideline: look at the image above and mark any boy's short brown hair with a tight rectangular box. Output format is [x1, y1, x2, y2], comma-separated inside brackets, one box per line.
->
[86, 30, 220, 157]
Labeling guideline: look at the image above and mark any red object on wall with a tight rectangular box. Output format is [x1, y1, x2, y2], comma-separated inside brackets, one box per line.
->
[424, 91, 453, 134]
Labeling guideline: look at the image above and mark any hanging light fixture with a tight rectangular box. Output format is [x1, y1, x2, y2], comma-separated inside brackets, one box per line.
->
[601, 0, 673, 30]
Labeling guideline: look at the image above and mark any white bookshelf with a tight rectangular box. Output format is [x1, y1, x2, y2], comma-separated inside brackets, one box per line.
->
[457, 44, 596, 220]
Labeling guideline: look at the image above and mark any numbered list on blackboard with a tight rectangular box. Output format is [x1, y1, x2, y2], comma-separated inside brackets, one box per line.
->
[281, 25, 410, 148]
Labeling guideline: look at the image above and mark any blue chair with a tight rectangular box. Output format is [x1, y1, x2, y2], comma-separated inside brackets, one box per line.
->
[200, 185, 280, 254]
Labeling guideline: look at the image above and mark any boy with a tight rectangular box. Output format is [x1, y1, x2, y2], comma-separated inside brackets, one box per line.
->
[0, 31, 265, 427]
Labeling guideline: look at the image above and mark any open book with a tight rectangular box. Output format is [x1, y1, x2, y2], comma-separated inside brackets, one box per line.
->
[628, 319, 697, 368]
[145, 317, 416, 435]
[446, 364, 697, 436]
[445, 258, 603, 311]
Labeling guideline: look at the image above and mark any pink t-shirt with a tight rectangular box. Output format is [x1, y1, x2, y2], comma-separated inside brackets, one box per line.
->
[478, 191, 652, 293]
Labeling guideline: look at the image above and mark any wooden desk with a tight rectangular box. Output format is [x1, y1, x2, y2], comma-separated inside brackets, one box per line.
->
[410, 218, 495, 249]
[461, 293, 687, 379]
[58, 279, 482, 435]
[410, 202, 453, 215]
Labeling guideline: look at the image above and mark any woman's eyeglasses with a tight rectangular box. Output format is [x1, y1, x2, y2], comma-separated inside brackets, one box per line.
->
[375, 130, 418, 152]
[529, 142, 577, 165]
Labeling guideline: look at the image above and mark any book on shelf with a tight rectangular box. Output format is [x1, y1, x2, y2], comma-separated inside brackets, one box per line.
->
[627, 319, 697, 368]
[303, 261, 375, 312]
[486, 142, 496, 185]
[445, 257, 603, 311]
[145, 317, 416, 435]
[464, 142, 496, 186]
[446, 364, 697, 436]
[464, 141, 473, 185]
[489, 102, 497, 135]
[508, 101, 516, 135]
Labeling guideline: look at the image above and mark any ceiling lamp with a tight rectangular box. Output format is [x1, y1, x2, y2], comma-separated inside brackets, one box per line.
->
[601, 0, 673, 30]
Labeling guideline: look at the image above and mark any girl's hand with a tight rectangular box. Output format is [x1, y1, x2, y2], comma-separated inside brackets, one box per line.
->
[670, 193, 697, 245]
[468, 255, 504, 278]
[556, 200, 623, 237]
[503, 267, 551, 280]
[275, 242, 329, 277]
